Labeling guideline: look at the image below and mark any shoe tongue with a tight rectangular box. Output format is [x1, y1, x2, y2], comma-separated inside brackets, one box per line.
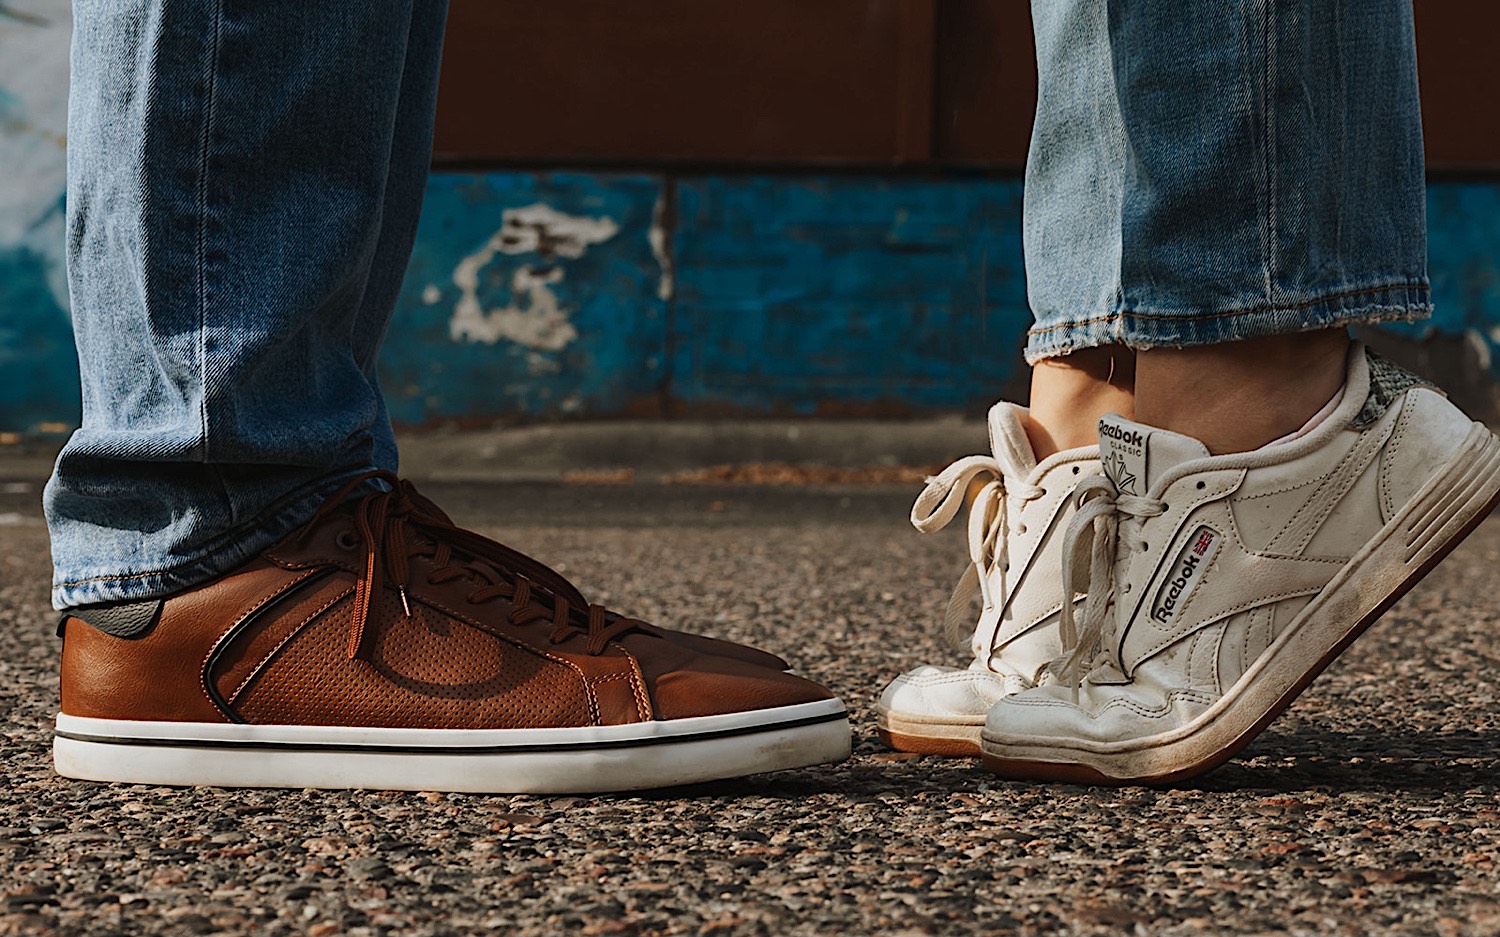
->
[1097, 414, 1209, 495]
[986, 402, 1039, 479]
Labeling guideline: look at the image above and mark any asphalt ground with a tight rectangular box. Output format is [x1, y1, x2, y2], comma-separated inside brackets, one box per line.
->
[3, 477, 1500, 936]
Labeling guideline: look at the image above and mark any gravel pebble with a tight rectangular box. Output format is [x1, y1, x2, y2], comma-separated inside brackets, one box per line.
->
[3, 483, 1499, 935]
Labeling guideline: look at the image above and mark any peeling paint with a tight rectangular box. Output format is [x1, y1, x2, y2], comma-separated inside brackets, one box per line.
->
[486, 202, 619, 258]
[448, 202, 619, 349]
[383, 173, 667, 424]
[650, 190, 675, 302]
[420, 283, 442, 304]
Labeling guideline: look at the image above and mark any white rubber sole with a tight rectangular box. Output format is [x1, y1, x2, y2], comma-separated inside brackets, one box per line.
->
[55, 699, 851, 793]
[982, 424, 1500, 784]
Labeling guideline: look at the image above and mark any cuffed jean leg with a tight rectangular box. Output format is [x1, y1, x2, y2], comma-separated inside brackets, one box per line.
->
[44, 0, 449, 609]
[1024, 0, 1430, 362]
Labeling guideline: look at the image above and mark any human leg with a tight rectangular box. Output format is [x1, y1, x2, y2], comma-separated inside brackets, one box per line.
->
[50, 0, 851, 790]
[44, 0, 442, 609]
[1133, 329, 1347, 455]
[875, 0, 1136, 754]
[981, 0, 1500, 782]
[1026, 345, 1135, 458]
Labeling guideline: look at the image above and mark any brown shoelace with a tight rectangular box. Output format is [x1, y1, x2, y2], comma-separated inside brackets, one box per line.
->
[303, 471, 649, 659]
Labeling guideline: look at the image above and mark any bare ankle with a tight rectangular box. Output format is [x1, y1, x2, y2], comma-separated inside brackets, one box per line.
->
[1134, 329, 1351, 454]
[1026, 346, 1136, 459]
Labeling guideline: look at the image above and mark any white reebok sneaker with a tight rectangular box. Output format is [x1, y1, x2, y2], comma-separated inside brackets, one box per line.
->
[981, 344, 1500, 784]
[877, 402, 1100, 755]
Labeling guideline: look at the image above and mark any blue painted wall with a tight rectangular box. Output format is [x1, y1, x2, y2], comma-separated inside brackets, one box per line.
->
[0, 243, 78, 430]
[3, 170, 1500, 430]
[671, 176, 1029, 414]
[4, 0, 1499, 432]
[1415, 183, 1500, 353]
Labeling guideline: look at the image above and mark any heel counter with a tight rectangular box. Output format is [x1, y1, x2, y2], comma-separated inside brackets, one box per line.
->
[1378, 388, 1479, 524]
[57, 612, 226, 723]
[58, 616, 80, 715]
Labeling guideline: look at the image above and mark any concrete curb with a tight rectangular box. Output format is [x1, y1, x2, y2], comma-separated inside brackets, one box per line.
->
[396, 419, 988, 483]
[0, 419, 990, 485]
[11, 410, 1500, 486]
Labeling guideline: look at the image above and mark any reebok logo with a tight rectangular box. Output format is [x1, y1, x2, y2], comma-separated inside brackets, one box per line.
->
[1099, 421, 1146, 494]
[1150, 526, 1221, 626]
[1098, 423, 1144, 448]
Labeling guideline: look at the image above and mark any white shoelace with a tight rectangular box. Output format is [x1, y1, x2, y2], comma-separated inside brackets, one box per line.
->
[911, 456, 1046, 650]
[1051, 475, 1167, 696]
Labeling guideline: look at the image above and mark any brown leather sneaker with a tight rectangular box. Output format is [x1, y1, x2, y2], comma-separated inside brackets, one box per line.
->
[53, 473, 850, 792]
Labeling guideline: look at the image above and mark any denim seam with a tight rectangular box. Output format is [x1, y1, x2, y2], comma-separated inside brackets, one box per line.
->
[195, 1, 222, 463]
[196, 3, 244, 529]
[1259, 0, 1278, 302]
[1023, 281, 1430, 337]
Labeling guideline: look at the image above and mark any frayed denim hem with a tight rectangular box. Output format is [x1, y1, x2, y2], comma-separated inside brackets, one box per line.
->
[1024, 281, 1432, 364]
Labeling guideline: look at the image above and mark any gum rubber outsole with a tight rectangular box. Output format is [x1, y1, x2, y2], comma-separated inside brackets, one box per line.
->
[875, 724, 981, 758]
[981, 426, 1500, 787]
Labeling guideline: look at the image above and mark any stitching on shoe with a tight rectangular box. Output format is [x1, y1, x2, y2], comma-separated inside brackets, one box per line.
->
[1266, 408, 1400, 555]
[1240, 607, 1264, 683]
[226, 583, 357, 707]
[1138, 586, 1335, 666]
[964, 681, 994, 708]
[923, 672, 996, 686]
[1135, 506, 1339, 661]
[587, 670, 642, 724]
[1002, 687, 1215, 719]
[625, 656, 652, 721]
[199, 566, 325, 720]
[263, 548, 359, 573]
[416, 589, 564, 660]
[1214, 618, 1231, 695]
[577, 674, 608, 725]
[1379, 401, 1413, 523]
[1232, 476, 1322, 501]
[1267, 486, 1320, 550]
[1186, 629, 1206, 691]
[1207, 619, 1229, 692]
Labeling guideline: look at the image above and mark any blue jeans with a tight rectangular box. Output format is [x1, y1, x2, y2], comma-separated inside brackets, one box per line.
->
[1024, 0, 1430, 361]
[44, 0, 449, 608]
[46, 0, 1426, 608]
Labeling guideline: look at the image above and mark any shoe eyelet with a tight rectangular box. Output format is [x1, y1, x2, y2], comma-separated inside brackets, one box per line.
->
[1196, 481, 1206, 490]
[1123, 583, 1132, 594]
[1017, 524, 1027, 535]
[1072, 466, 1080, 475]
[335, 530, 359, 551]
